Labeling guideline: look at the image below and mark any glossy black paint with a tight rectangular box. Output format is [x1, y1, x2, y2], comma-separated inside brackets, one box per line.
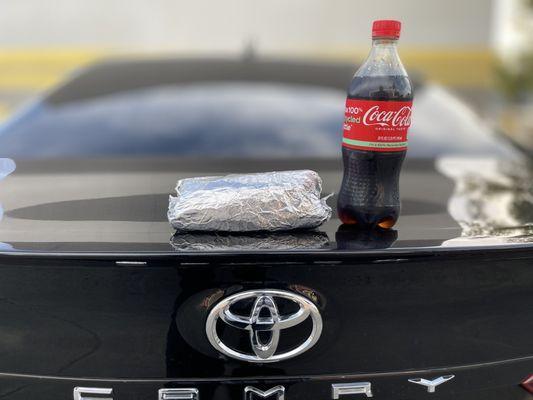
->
[0, 250, 531, 399]
[0, 157, 531, 254]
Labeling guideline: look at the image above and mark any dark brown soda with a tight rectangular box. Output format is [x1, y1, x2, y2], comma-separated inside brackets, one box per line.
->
[337, 75, 413, 229]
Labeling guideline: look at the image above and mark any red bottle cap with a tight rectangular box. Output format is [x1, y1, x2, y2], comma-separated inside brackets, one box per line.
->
[372, 20, 401, 39]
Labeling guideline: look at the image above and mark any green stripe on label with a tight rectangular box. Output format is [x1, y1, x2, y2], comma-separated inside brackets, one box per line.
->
[342, 138, 408, 148]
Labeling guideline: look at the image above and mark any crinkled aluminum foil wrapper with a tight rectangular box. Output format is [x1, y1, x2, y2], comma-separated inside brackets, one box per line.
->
[168, 170, 332, 232]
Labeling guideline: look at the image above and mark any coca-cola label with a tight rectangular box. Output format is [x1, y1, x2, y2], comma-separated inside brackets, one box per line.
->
[342, 98, 413, 152]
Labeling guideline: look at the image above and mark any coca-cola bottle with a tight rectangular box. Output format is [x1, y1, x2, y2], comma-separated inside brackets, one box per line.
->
[338, 19, 413, 229]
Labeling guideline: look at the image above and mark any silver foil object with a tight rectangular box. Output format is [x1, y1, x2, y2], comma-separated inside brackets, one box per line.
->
[168, 170, 332, 232]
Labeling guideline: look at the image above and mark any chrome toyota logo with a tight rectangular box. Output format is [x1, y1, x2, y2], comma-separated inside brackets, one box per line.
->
[206, 289, 322, 363]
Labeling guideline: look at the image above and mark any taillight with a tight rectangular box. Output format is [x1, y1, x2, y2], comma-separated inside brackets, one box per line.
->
[521, 374, 533, 394]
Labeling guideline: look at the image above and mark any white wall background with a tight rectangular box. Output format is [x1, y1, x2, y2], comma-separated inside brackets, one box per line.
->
[0, 0, 495, 53]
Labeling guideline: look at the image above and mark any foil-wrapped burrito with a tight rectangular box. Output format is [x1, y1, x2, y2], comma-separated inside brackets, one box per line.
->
[168, 170, 332, 232]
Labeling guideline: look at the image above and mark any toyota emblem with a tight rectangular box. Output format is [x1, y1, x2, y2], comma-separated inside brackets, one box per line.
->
[205, 289, 323, 363]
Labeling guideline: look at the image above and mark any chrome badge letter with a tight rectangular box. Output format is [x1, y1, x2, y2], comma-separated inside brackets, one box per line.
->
[244, 386, 285, 400]
[408, 375, 455, 393]
[159, 388, 200, 400]
[73, 387, 113, 400]
[332, 382, 373, 398]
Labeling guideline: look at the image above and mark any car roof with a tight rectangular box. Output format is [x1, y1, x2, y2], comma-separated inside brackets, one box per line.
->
[47, 57, 418, 105]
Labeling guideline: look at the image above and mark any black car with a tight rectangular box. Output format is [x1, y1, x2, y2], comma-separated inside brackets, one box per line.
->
[0, 57, 531, 400]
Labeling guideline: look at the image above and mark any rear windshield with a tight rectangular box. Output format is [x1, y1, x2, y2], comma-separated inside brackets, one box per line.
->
[0, 81, 510, 160]
[0, 83, 345, 159]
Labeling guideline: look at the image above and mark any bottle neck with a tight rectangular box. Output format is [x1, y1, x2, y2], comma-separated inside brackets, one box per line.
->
[355, 37, 407, 77]
[372, 38, 398, 46]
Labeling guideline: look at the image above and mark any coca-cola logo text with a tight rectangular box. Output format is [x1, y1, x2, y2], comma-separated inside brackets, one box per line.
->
[362, 105, 411, 128]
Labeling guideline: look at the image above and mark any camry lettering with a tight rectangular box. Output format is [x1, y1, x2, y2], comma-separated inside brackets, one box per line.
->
[73, 376, 455, 399]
